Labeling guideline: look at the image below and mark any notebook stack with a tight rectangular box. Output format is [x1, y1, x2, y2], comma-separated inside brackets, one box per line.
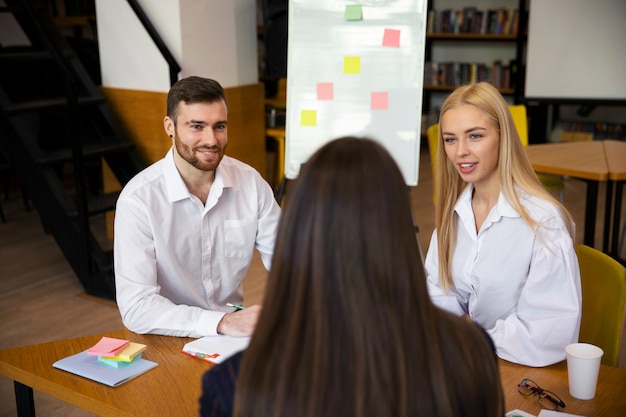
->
[88, 337, 147, 368]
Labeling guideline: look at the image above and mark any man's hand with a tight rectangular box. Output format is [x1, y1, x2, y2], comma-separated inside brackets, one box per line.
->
[216, 304, 262, 336]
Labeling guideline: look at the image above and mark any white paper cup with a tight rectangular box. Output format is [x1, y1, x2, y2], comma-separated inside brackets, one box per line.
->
[565, 343, 604, 400]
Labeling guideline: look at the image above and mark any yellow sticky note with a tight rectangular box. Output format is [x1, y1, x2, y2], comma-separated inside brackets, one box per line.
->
[301, 110, 317, 126]
[344, 5, 363, 21]
[103, 342, 147, 362]
[344, 56, 361, 74]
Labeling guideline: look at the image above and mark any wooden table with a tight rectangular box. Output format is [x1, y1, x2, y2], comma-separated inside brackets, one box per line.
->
[500, 359, 626, 416]
[525, 141, 609, 248]
[2, 330, 626, 416]
[0, 330, 208, 417]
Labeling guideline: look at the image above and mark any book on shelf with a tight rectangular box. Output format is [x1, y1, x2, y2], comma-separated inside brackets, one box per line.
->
[424, 59, 516, 90]
[427, 7, 518, 35]
[557, 120, 626, 141]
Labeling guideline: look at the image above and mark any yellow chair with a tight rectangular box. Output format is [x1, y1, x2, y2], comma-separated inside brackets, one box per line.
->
[509, 104, 565, 203]
[575, 244, 626, 367]
[426, 105, 565, 204]
[426, 123, 439, 204]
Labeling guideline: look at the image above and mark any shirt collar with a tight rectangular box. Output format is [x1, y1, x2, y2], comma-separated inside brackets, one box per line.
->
[455, 184, 520, 221]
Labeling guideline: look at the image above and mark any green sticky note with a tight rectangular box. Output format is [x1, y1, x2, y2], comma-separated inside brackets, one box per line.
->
[301, 110, 317, 126]
[344, 5, 363, 21]
[343, 56, 361, 74]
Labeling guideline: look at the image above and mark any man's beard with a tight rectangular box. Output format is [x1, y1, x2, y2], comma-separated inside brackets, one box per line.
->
[174, 133, 224, 172]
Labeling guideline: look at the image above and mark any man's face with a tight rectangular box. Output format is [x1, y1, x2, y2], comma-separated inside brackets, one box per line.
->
[169, 100, 228, 172]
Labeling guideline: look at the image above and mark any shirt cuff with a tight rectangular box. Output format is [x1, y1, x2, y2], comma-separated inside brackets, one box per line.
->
[194, 310, 227, 337]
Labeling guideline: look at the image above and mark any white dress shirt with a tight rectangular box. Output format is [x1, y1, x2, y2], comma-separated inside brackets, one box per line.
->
[425, 185, 581, 366]
[114, 148, 280, 337]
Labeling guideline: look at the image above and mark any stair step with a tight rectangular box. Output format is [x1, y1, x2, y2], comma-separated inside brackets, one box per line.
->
[36, 141, 135, 165]
[68, 191, 121, 218]
[3, 95, 105, 114]
[0, 50, 53, 61]
[0, 6, 20, 13]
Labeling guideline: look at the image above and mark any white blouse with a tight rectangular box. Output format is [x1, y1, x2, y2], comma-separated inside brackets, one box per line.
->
[425, 185, 581, 366]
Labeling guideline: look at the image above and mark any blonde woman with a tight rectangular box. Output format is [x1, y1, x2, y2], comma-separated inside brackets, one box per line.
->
[425, 82, 581, 367]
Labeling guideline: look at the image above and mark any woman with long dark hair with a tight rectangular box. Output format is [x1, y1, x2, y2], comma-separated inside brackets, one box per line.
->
[201, 136, 504, 417]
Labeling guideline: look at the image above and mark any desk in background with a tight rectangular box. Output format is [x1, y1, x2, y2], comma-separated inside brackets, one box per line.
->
[2, 330, 626, 416]
[526, 140, 626, 263]
[525, 141, 608, 248]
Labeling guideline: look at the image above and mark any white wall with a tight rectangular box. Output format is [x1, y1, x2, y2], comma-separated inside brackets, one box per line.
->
[180, 0, 258, 85]
[526, 0, 626, 101]
[96, 0, 258, 92]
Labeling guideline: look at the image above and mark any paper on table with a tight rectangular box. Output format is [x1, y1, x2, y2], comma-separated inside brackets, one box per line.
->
[506, 409, 535, 417]
[53, 350, 158, 387]
[182, 335, 250, 364]
[538, 410, 583, 417]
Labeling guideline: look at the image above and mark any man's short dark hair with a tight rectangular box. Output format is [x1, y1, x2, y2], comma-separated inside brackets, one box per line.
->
[167, 76, 227, 124]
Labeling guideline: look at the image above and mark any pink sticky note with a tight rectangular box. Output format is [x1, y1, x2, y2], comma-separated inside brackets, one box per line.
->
[371, 92, 388, 110]
[382, 28, 401, 47]
[317, 82, 334, 100]
[88, 337, 130, 356]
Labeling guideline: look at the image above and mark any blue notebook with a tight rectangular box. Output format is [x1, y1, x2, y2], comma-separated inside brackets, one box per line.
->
[53, 349, 158, 387]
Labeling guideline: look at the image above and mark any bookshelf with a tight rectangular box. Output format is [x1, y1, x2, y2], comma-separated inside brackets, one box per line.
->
[422, 0, 527, 123]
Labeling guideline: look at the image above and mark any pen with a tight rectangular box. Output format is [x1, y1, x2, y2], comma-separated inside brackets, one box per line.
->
[227, 303, 246, 311]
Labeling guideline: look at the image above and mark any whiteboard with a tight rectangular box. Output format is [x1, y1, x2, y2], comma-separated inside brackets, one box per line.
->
[525, 0, 626, 101]
[284, 0, 427, 185]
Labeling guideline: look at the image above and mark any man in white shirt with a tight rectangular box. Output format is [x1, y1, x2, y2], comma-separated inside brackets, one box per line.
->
[114, 76, 280, 337]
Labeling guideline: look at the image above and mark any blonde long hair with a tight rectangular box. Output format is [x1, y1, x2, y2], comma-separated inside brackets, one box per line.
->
[434, 83, 575, 292]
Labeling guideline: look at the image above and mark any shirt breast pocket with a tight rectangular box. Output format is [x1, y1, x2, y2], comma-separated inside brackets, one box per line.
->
[224, 218, 257, 258]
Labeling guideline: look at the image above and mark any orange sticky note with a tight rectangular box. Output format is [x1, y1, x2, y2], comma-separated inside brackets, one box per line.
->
[343, 56, 361, 74]
[301, 110, 317, 126]
[317, 82, 334, 100]
[382, 28, 401, 47]
[371, 92, 388, 110]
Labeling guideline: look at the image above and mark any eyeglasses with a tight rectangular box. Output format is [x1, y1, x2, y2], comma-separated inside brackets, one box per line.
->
[518, 378, 566, 410]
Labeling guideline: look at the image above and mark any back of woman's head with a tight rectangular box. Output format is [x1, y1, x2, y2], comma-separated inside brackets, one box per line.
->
[260, 137, 431, 357]
[234, 137, 504, 417]
[274, 136, 425, 318]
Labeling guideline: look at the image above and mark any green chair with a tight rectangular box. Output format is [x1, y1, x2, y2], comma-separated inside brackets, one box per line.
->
[575, 244, 626, 367]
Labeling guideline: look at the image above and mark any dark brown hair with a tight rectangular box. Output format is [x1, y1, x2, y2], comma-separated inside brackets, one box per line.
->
[166, 76, 227, 124]
[234, 137, 504, 417]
